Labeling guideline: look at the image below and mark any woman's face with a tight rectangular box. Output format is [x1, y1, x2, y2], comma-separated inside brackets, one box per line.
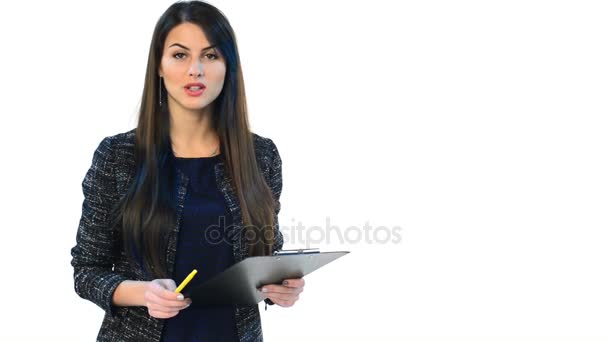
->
[159, 22, 226, 114]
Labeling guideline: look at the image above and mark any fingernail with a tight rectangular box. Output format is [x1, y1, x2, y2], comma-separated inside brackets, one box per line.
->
[261, 287, 268, 293]
[282, 280, 289, 286]
[177, 294, 184, 300]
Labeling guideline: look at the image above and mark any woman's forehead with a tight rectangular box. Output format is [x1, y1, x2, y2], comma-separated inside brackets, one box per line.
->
[164, 22, 211, 50]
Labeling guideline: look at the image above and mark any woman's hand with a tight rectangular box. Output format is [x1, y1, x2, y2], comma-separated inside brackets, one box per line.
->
[258, 278, 305, 307]
[144, 279, 192, 319]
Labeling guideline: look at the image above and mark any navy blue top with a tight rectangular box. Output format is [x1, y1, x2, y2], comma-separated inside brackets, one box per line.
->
[161, 153, 239, 342]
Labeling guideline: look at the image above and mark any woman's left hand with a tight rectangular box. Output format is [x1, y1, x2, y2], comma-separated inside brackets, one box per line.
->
[258, 278, 305, 307]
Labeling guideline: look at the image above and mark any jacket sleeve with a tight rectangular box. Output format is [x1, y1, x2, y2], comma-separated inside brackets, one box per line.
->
[70, 136, 128, 318]
[265, 138, 284, 307]
[268, 138, 284, 254]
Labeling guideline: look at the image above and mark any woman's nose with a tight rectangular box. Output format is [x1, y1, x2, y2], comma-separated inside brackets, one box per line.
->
[188, 61, 203, 77]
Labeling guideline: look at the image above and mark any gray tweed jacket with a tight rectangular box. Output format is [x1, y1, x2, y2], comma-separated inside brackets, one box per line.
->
[70, 128, 284, 341]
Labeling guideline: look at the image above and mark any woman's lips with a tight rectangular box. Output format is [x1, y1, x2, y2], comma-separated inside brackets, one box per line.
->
[184, 86, 206, 96]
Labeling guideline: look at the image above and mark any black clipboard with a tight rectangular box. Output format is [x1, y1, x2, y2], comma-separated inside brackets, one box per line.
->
[182, 249, 349, 306]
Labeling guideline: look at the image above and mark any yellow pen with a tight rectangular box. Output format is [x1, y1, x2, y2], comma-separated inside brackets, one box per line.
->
[175, 269, 198, 293]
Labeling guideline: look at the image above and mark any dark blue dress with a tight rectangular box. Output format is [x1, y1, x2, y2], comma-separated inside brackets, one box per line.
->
[161, 153, 240, 342]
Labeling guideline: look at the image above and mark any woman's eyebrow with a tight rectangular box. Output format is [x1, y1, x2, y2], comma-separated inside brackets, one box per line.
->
[168, 43, 217, 51]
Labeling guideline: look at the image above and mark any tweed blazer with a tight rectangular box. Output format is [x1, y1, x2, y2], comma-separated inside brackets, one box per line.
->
[70, 128, 284, 342]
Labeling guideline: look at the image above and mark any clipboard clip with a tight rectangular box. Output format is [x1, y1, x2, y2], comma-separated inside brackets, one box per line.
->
[272, 248, 320, 256]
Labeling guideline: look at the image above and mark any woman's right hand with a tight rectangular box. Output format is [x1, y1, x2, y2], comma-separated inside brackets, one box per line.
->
[144, 279, 192, 319]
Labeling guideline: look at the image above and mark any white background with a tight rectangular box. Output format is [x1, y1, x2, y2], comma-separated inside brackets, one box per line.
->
[1, 0, 607, 341]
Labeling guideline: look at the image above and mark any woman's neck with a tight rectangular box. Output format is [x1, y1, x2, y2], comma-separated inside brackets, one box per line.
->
[169, 105, 220, 157]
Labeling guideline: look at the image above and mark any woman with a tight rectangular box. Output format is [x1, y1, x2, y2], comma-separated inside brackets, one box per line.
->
[70, 1, 304, 341]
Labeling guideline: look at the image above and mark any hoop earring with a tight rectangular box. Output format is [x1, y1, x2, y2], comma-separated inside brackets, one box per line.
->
[158, 77, 163, 106]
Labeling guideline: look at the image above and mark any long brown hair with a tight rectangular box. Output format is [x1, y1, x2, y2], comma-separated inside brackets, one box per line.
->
[112, 0, 277, 279]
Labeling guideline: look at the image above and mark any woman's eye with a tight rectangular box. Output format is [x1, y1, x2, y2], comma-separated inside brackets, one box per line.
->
[172, 52, 218, 60]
